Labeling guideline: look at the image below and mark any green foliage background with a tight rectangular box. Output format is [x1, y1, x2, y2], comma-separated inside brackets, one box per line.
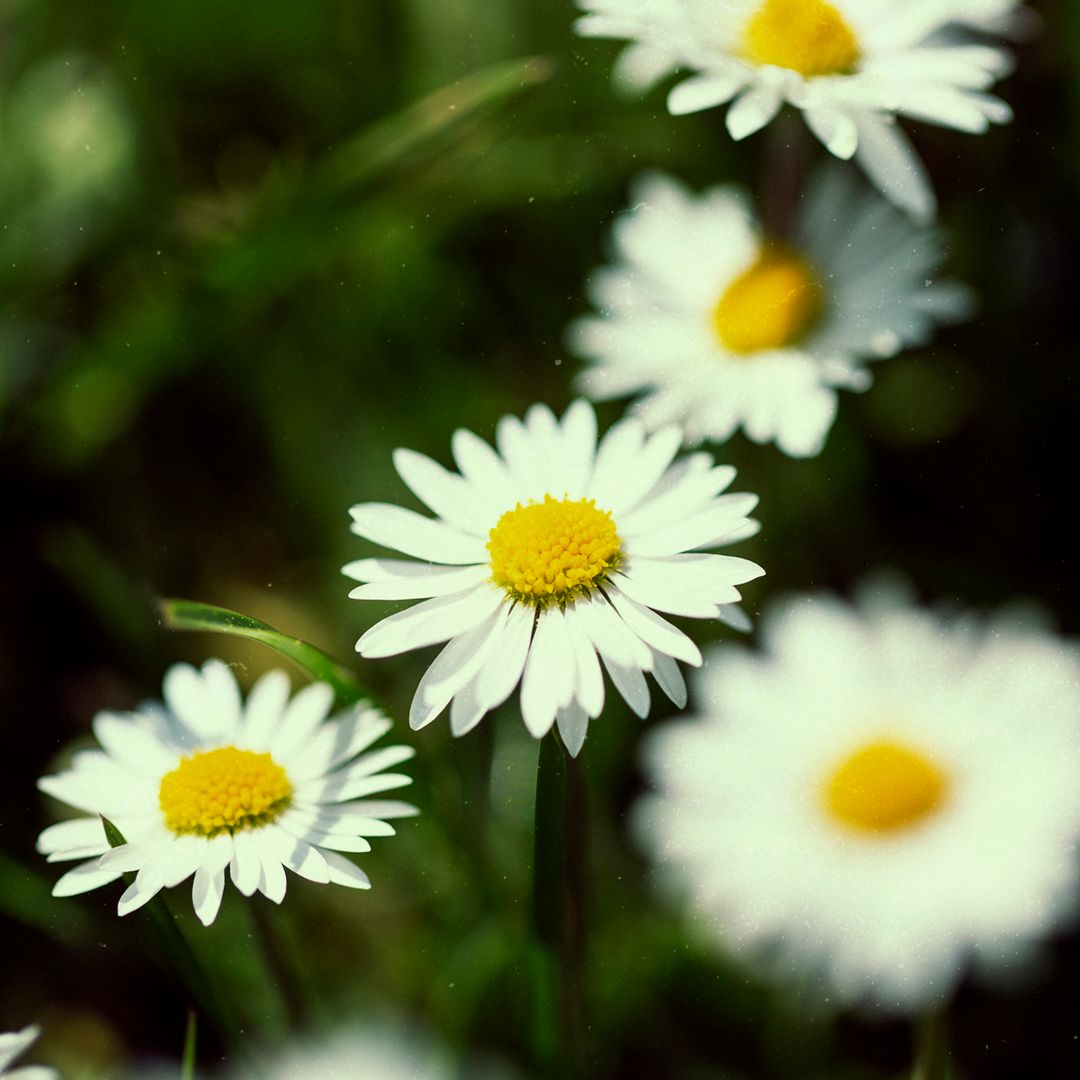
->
[2, 1, 1079, 1076]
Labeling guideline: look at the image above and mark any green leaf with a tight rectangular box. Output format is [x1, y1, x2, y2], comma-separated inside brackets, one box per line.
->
[316, 55, 553, 197]
[158, 598, 369, 708]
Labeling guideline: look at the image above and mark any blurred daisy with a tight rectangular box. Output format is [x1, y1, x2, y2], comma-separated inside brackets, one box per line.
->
[38, 660, 417, 926]
[575, 0, 1017, 218]
[226, 1024, 515, 1080]
[0, 1027, 57, 1080]
[636, 590, 1080, 1010]
[570, 169, 970, 457]
[345, 401, 763, 755]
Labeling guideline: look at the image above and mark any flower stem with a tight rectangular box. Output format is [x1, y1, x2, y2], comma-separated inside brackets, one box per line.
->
[912, 1009, 951, 1080]
[247, 897, 310, 1031]
[530, 730, 587, 1077]
[180, 1009, 197, 1080]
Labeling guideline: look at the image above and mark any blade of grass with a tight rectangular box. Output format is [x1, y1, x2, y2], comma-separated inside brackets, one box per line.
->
[316, 55, 553, 196]
[158, 598, 369, 708]
[181, 1009, 197, 1080]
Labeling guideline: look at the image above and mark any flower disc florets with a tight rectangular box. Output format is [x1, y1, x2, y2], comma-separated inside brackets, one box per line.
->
[487, 494, 621, 606]
[159, 746, 293, 837]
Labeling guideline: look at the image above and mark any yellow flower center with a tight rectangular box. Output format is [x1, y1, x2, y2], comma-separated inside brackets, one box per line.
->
[487, 495, 621, 605]
[743, 0, 860, 78]
[712, 249, 823, 354]
[823, 740, 949, 835]
[159, 746, 293, 837]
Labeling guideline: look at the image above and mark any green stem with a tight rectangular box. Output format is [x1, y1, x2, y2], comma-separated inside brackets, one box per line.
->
[180, 1009, 197, 1080]
[529, 731, 587, 1078]
[247, 896, 310, 1030]
[912, 1009, 951, 1080]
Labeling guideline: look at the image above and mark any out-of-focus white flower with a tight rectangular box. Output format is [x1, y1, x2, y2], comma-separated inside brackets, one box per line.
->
[636, 589, 1080, 1011]
[0, 1026, 58, 1080]
[229, 1026, 468, 1080]
[345, 401, 763, 755]
[38, 661, 417, 926]
[571, 169, 969, 457]
[575, 0, 1020, 219]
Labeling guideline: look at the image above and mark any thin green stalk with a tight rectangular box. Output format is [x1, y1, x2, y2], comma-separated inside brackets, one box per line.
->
[530, 731, 587, 1078]
[912, 1009, 952, 1080]
[531, 732, 567, 1076]
[247, 896, 310, 1031]
[180, 1009, 197, 1080]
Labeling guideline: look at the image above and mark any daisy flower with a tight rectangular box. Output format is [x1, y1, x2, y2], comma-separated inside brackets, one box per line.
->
[345, 400, 763, 756]
[227, 1026, 468, 1080]
[574, 0, 1018, 219]
[0, 1027, 58, 1080]
[37, 660, 418, 926]
[570, 168, 970, 457]
[635, 589, 1080, 1010]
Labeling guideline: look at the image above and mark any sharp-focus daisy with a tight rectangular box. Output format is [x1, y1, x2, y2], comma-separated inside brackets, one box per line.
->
[575, 0, 1018, 219]
[570, 168, 970, 457]
[37, 660, 418, 926]
[636, 590, 1080, 1011]
[345, 400, 763, 756]
[0, 1027, 58, 1080]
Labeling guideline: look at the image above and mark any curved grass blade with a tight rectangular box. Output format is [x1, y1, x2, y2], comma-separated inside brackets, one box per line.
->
[159, 598, 368, 707]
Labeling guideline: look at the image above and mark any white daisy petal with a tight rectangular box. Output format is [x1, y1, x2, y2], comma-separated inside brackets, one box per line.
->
[356, 586, 503, 659]
[606, 588, 702, 666]
[556, 702, 590, 758]
[37, 664, 418, 921]
[0, 1028, 56, 1080]
[37, 818, 110, 860]
[472, 603, 536, 714]
[53, 860, 123, 898]
[600, 654, 651, 719]
[320, 850, 372, 890]
[521, 609, 575, 738]
[349, 503, 486, 564]
[229, 829, 262, 897]
[409, 607, 507, 730]
[564, 608, 606, 718]
[347, 564, 491, 602]
[240, 669, 292, 749]
[392, 447, 497, 536]
[725, 86, 783, 141]
[186, 836, 232, 924]
[648, 647, 687, 708]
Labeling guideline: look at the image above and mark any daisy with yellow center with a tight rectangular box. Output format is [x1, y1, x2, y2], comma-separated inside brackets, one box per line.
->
[575, 0, 1017, 219]
[635, 588, 1080, 1010]
[37, 660, 418, 926]
[571, 168, 970, 457]
[345, 400, 764, 754]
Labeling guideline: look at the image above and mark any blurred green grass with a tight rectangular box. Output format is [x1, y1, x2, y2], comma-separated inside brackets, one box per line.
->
[3, 1, 1080, 1077]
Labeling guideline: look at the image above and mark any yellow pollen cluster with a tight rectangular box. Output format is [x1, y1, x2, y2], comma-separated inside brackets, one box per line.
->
[159, 746, 293, 837]
[743, 0, 861, 78]
[823, 739, 949, 835]
[712, 249, 823, 354]
[488, 495, 621, 604]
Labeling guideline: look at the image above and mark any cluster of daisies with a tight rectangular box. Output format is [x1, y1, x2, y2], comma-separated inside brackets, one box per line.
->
[15, 1, 1080, 1074]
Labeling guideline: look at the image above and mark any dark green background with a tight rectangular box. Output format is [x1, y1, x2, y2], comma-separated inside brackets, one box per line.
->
[2, 1, 1078, 1076]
